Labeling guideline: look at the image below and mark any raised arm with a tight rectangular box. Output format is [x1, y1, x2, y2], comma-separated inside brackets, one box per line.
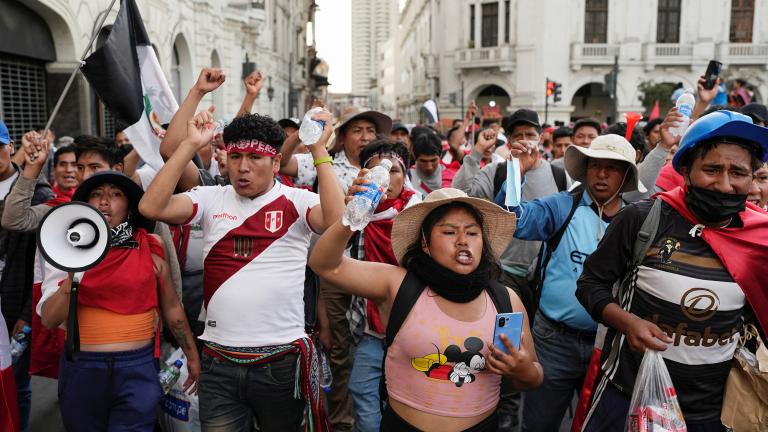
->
[159, 68, 225, 192]
[277, 131, 301, 177]
[309, 220, 403, 305]
[236, 71, 263, 118]
[451, 128, 498, 199]
[140, 110, 214, 225]
[306, 110, 345, 232]
[1, 131, 52, 232]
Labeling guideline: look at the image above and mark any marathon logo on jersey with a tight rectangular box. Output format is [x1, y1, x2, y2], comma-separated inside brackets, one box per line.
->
[225, 139, 278, 157]
[265, 210, 283, 233]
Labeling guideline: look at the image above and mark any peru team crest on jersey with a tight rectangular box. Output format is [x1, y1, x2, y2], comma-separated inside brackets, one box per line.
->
[265, 211, 284, 233]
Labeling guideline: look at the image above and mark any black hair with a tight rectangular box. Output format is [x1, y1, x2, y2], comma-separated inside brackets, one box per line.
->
[402, 201, 499, 276]
[410, 125, 433, 141]
[412, 133, 442, 159]
[482, 118, 500, 127]
[604, 123, 645, 153]
[53, 145, 77, 165]
[446, 126, 463, 141]
[573, 118, 601, 136]
[642, 118, 663, 137]
[680, 137, 763, 173]
[552, 126, 573, 140]
[74, 135, 123, 166]
[358, 138, 411, 169]
[222, 114, 286, 152]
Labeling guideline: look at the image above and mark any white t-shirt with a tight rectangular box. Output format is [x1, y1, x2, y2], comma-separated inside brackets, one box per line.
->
[0, 171, 19, 200]
[182, 181, 320, 347]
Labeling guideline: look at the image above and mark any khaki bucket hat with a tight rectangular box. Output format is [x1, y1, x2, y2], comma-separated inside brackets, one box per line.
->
[330, 106, 392, 153]
[564, 134, 646, 194]
[391, 188, 516, 265]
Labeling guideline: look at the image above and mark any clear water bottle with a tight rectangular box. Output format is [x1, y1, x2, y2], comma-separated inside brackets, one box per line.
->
[669, 88, 695, 137]
[213, 118, 229, 137]
[10, 325, 31, 364]
[342, 159, 393, 231]
[317, 344, 333, 393]
[298, 107, 326, 145]
[159, 359, 183, 394]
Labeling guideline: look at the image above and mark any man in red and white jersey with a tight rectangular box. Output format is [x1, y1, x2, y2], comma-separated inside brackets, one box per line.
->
[140, 108, 344, 432]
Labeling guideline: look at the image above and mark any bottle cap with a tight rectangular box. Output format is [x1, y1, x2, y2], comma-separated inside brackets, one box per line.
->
[174, 359, 183, 367]
[23, 325, 31, 333]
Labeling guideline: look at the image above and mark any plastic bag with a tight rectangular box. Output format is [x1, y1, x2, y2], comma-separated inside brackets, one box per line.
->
[626, 350, 687, 432]
[158, 348, 200, 432]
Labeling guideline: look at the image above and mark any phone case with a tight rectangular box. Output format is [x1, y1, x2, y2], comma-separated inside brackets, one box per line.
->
[493, 312, 523, 354]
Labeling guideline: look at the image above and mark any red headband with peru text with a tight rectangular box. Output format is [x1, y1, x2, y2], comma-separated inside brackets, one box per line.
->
[225, 139, 278, 156]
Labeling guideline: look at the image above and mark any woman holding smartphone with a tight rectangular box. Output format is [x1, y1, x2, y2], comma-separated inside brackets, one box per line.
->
[310, 185, 542, 432]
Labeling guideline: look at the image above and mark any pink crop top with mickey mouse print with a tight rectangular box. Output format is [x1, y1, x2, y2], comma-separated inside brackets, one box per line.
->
[384, 287, 500, 417]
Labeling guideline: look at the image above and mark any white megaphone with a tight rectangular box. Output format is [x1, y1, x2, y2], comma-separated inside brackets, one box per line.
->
[37, 202, 111, 272]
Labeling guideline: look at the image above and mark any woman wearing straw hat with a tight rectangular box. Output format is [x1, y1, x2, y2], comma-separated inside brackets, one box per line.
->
[38, 172, 200, 431]
[310, 186, 542, 432]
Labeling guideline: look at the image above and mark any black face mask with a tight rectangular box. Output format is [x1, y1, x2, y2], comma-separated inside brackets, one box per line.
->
[685, 185, 747, 224]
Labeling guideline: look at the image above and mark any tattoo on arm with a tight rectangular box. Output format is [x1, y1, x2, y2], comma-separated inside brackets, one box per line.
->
[169, 319, 193, 350]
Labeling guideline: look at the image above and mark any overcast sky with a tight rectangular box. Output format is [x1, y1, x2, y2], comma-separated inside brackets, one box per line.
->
[315, 0, 351, 94]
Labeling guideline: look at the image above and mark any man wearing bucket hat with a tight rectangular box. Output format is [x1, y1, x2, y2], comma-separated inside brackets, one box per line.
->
[496, 133, 643, 431]
[577, 110, 768, 431]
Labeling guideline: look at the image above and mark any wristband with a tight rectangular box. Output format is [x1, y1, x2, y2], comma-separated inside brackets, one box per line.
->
[313, 156, 333, 167]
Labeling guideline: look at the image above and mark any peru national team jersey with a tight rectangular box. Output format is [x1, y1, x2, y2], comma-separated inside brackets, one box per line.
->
[183, 181, 320, 347]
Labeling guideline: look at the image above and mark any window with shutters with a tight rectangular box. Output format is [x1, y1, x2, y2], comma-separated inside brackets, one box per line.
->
[481, 3, 499, 47]
[656, 0, 680, 43]
[0, 54, 47, 143]
[730, 0, 754, 42]
[584, 0, 608, 43]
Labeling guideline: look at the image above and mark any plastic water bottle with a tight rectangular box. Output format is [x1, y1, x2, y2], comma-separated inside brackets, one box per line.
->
[298, 107, 326, 145]
[317, 344, 333, 393]
[9, 325, 31, 364]
[342, 159, 393, 231]
[669, 88, 695, 137]
[213, 118, 229, 137]
[159, 359, 183, 394]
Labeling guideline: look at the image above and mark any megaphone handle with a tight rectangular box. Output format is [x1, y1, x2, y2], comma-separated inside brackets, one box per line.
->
[65, 281, 80, 361]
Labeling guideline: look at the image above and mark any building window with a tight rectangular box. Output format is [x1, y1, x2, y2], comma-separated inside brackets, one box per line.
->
[0, 55, 47, 142]
[481, 3, 498, 47]
[730, 0, 754, 42]
[469, 4, 475, 47]
[656, 0, 680, 43]
[504, 0, 510, 43]
[584, 0, 608, 43]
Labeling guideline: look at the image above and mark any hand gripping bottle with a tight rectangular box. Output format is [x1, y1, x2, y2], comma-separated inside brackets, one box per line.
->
[669, 88, 695, 137]
[9, 325, 31, 364]
[342, 159, 393, 231]
[158, 359, 183, 394]
[298, 107, 326, 145]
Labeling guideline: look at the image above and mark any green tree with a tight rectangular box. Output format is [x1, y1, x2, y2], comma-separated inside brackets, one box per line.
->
[638, 81, 676, 117]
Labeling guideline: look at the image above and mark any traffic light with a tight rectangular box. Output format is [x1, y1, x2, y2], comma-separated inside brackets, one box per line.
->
[546, 80, 555, 97]
[553, 82, 562, 103]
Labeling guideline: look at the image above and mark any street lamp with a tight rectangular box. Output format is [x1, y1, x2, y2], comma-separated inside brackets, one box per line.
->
[267, 77, 275, 101]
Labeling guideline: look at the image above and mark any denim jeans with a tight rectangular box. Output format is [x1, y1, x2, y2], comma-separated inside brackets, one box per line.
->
[348, 335, 384, 432]
[199, 351, 305, 432]
[13, 347, 31, 432]
[521, 313, 595, 432]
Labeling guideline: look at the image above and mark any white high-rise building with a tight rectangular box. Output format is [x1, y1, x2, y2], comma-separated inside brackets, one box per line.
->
[351, 0, 398, 104]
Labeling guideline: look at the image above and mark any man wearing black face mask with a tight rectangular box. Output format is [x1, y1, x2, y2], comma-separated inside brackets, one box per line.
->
[576, 110, 768, 431]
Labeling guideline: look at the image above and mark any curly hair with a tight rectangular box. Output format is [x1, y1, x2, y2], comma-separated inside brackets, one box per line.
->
[359, 138, 411, 169]
[223, 114, 286, 152]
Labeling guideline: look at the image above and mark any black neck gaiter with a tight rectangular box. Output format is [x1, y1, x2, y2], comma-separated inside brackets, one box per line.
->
[406, 250, 491, 303]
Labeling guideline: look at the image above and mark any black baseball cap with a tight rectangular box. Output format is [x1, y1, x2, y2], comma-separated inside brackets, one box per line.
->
[741, 103, 767, 124]
[391, 123, 409, 134]
[277, 118, 301, 130]
[503, 109, 541, 133]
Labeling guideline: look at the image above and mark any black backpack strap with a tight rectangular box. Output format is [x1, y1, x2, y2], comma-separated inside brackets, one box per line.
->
[550, 163, 568, 192]
[547, 186, 584, 254]
[632, 199, 663, 267]
[486, 280, 513, 313]
[385, 271, 427, 347]
[492, 161, 508, 198]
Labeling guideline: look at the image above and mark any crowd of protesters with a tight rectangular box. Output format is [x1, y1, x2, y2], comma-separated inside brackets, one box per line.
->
[0, 66, 766, 432]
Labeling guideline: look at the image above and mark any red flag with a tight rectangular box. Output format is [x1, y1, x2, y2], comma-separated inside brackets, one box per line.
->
[624, 112, 641, 142]
[648, 100, 660, 120]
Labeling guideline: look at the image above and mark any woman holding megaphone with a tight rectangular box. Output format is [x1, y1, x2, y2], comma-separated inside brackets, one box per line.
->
[37, 171, 200, 431]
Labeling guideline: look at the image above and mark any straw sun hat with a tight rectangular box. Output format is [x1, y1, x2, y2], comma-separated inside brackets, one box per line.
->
[391, 188, 516, 265]
[564, 134, 646, 194]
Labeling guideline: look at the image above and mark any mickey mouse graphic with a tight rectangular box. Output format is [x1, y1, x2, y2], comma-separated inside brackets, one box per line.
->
[658, 238, 681, 264]
[411, 337, 486, 387]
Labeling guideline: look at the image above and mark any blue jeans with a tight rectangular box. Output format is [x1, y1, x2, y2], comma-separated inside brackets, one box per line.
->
[58, 344, 163, 432]
[13, 347, 31, 432]
[199, 351, 305, 432]
[348, 335, 384, 432]
[521, 313, 595, 432]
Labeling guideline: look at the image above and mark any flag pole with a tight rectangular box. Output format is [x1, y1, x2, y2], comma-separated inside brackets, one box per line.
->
[42, 0, 119, 143]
